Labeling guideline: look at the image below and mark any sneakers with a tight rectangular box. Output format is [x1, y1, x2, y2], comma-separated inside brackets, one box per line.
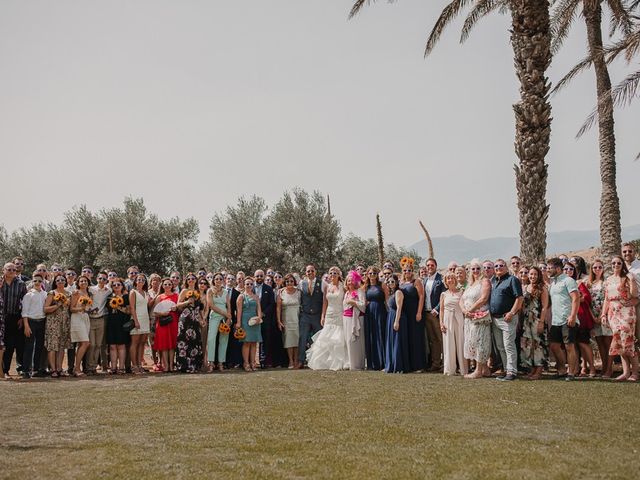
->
[497, 373, 517, 381]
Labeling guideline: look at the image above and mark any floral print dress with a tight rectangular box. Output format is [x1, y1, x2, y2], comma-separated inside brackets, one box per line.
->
[604, 276, 637, 357]
[44, 291, 72, 351]
[176, 299, 204, 373]
[520, 290, 547, 368]
[590, 281, 612, 336]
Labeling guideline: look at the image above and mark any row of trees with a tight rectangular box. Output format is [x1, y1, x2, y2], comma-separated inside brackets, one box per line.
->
[350, 0, 640, 262]
[0, 191, 420, 276]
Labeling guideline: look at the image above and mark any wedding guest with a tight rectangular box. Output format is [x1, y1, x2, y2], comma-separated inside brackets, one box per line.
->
[455, 266, 467, 290]
[30, 264, 50, 291]
[307, 267, 347, 371]
[197, 277, 210, 367]
[170, 271, 181, 293]
[400, 257, 426, 372]
[152, 278, 178, 372]
[197, 268, 207, 278]
[225, 273, 243, 368]
[273, 272, 284, 292]
[460, 261, 492, 379]
[520, 267, 549, 380]
[510, 256, 522, 276]
[206, 273, 231, 372]
[622, 242, 640, 342]
[547, 258, 580, 381]
[255, 269, 283, 368]
[69, 275, 93, 376]
[174, 273, 205, 373]
[2, 262, 27, 376]
[384, 274, 409, 373]
[107, 270, 118, 288]
[343, 270, 366, 371]
[65, 268, 77, 293]
[236, 276, 263, 372]
[87, 271, 111, 374]
[105, 279, 131, 374]
[363, 265, 386, 371]
[423, 258, 445, 371]
[489, 259, 523, 381]
[21, 273, 48, 378]
[81, 266, 94, 284]
[129, 274, 150, 374]
[0, 277, 4, 379]
[569, 257, 597, 377]
[277, 274, 301, 369]
[601, 256, 639, 381]
[587, 259, 612, 377]
[44, 274, 71, 377]
[12, 256, 30, 283]
[518, 266, 530, 287]
[440, 272, 467, 375]
[538, 262, 550, 285]
[298, 265, 324, 366]
[419, 266, 428, 280]
[447, 261, 458, 273]
[124, 266, 140, 292]
[147, 273, 162, 369]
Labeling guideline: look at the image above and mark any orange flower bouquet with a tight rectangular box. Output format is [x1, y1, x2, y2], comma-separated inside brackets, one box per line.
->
[233, 327, 246, 340]
[218, 322, 231, 335]
[78, 296, 93, 307]
[53, 292, 68, 304]
[185, 290, 201, 301]
[109, 296, 124, 309]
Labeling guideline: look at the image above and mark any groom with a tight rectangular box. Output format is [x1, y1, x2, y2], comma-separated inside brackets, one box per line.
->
[298, 264, 324, 366]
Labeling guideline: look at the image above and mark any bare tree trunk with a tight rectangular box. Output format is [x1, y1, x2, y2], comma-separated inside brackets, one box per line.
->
[511, 0, 552, 263]
[418, 220, 435, 259]
[376, 213, 384, 267]
[584, 0, 621, 261]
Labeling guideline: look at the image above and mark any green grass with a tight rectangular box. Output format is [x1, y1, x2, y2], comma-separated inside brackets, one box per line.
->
[1, 371, 639, 479]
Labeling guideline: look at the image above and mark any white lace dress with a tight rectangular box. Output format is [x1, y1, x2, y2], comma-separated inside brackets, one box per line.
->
[461, 281, 492, 363]
[307, 284, 349, 371]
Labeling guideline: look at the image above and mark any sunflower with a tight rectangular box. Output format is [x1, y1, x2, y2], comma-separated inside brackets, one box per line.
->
[186, 290, 200, 301]
[400, 256, 415, 269]
[78, 296, 93, 307]
[53, 292, 68, 304]
[233, 327, 246, 340]
[109, 296, 125, 309]
[218, 322, 231, 335]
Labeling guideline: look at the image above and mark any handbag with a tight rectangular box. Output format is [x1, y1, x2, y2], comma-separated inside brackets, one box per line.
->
[158, 315, 173, 327]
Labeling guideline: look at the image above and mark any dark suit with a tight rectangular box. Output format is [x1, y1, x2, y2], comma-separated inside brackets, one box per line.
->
[423, 273, 445, 369]
[256, 283, 286, 367]
[298, 277, 324, 364]
[226, 287, 243, 367]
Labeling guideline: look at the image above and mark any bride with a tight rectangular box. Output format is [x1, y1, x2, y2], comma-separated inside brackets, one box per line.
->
[307, 266, 349, 370]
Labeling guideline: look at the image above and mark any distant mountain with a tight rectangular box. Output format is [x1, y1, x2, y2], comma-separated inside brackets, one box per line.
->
[409, 225, 640, 265]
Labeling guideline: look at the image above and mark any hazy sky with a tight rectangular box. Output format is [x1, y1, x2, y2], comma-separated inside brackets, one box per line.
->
[1, 1, 638, 247]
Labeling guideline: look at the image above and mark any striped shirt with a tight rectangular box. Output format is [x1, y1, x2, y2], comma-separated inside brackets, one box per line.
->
[1, 276, 27, 316]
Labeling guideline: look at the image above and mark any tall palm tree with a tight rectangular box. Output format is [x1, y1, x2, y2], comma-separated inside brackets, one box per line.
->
[350, 0, 552, 263]
[551, 0, 633, 260]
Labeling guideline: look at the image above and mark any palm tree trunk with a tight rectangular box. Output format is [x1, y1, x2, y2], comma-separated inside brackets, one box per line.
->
[584, 0, 621, 260]
[510, 0, 552, 264]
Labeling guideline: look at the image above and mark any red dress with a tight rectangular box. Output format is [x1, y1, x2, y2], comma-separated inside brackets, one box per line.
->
[153, 293, 179, 351]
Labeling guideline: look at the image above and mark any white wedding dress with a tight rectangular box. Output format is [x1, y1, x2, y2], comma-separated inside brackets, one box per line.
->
[307, 284, 349, 371]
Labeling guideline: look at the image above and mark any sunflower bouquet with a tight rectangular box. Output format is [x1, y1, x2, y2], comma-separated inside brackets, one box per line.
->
[218, 322, 231, 335]
[185, 290, 201, 301]
[233, 327, 246, 340]
[109, 296, 125, 309]
[53, 292, 68, 304]
[78, 296, 93, 307]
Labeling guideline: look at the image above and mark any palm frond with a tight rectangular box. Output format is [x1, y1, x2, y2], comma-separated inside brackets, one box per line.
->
[550, 0, 581, 54]
[630, 0, 640, 11]
[460, 0, 506, 43]
[606, 0, 635, 37]
[425, 0, 473, 57]
[349, 0, 374, 18]
[551, 54, 593, 95]
[577, 68, 640, 137]
[603, 29, 640, 63]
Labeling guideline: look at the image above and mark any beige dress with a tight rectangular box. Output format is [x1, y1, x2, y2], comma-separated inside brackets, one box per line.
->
[131, 290, 150, 335]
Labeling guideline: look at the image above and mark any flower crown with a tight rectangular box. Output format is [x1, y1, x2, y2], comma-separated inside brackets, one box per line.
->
[400, 256, 415, 269]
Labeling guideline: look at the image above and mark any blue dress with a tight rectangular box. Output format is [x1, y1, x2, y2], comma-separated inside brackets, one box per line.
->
[364, 285, 387, 370]
[385, 292, 410, 373]
[400, 281, 427, 372]
[241, 295, 262, 343]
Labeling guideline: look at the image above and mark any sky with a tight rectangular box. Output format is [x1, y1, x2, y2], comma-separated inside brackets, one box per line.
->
[0, 0, 638, 248]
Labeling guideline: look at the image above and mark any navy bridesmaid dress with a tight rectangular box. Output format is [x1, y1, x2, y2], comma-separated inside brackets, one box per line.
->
[364, 284, 387, 370]
[385, 292, 410, 373]
[400, 281, 427, 372]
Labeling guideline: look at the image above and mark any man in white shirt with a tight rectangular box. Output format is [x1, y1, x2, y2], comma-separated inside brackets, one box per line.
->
[21, 273, 48, 379]
[422, 258, 445, 371]
[622, 242, 640, 341]
[88, 271, 112, 374]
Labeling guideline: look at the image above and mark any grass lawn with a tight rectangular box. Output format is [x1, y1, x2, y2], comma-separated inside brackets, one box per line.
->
[1, 370, 639, 479]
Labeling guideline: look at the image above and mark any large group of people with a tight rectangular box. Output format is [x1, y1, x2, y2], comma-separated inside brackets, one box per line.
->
[1, 241, 639, 381]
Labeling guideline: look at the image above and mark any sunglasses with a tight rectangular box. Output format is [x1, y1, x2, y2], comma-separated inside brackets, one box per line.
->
[494, 264, 505, 268]
[82, 269, 93, 273]
[285, 280, 295, 284]
[32, 279, 43, 283]
[52, 268, 62, 272]
[36, 268, 46, 272]
[255, 275, 264, 278]
[402, 269, 412, 273]
[108, 273, 117, 277]
[367, 272, 377, 276]
[470, 267, 481, 271]
[55, 278, 66, 283]
[112, 283, 123, 287]
[162, 283, 172, 288]
[97, 277, 107, 281]
[611, 261, 622, 266]
[5, 268, 16, 272]
[563, 267, 575, 272]
[129, 272, 139, 276]
[592, 265, 603, 270]
[622, 250, 633, 254]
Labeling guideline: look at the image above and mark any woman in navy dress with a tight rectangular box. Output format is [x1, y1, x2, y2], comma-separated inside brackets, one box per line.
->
[399, 257, 426, 372]
[364, 266, 387, 370]
[385, 274, 410, 373]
